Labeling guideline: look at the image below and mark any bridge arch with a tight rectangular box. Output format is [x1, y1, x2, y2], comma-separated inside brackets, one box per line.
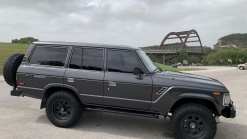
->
[159, 29, 203, 54]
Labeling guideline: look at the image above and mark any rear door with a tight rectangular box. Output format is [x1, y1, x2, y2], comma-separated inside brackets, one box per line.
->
[64, 47, 104, 105]
[103, 49, 152, 110]
[20, 46, 70, 99]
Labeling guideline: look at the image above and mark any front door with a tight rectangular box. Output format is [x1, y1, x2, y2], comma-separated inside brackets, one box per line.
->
[103, 49, 152, 110]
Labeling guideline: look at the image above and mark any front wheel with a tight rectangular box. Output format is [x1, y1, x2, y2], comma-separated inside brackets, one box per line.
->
[239, 66, 244, 70]
[46, 90, 84, 128]
[171, 103, 216, 139]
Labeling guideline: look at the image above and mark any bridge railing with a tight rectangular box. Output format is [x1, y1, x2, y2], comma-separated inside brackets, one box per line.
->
[142, 47, 203, 53]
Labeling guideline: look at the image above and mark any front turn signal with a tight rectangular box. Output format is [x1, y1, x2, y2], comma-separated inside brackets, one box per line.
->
[213, 92, 221, 96]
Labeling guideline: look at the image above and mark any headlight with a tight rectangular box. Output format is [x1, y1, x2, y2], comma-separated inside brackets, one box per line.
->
[223, 93, 231, 106]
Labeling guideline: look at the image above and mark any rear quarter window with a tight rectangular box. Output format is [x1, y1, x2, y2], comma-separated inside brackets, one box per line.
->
[29, 47, 68, 67]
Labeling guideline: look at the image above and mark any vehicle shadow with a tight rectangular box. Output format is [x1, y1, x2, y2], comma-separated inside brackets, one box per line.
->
[36, 111, 174, 139]
[36, 111, 247, 139]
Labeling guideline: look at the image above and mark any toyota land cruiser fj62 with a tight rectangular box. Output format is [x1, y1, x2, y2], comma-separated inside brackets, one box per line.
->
[3, 41, 236, 139]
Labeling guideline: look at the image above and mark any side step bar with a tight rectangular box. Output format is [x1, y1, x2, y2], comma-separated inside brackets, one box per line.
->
[85, 107, 159, 119]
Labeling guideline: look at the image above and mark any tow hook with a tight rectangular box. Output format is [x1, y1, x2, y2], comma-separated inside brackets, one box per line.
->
[215, 116, 220, 124]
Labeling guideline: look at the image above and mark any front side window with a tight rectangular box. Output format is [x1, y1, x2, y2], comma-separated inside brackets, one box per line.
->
[82, 48, 103, 71]
[30, 47, 68, 67]
[108, 50, 140, 73]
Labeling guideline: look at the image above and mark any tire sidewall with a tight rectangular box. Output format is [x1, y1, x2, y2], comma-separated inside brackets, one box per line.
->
[46, 92, 78, 126]
[3, 54, 24, 86]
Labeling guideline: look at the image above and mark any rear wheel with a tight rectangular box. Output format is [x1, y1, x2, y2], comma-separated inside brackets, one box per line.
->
[46, 90, 84, 128]
[171, 103, 216, 139]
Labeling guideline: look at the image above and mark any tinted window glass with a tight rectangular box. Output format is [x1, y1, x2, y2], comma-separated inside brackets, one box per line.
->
[108, 50, 140, 73]
[30, 47, 67, 66]
[82, 49, 103, 71]
[136, 50, 157, 73]
[69, 48, 82, 69]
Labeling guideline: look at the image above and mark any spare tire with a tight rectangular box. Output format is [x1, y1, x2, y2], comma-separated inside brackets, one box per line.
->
[3, 54, 24, 87]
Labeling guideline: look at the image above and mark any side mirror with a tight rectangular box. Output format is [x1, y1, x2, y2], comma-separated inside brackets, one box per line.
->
[133, 67, 142, 75]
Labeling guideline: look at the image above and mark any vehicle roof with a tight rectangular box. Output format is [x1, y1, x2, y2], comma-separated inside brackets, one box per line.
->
[33, 41, 140, 50]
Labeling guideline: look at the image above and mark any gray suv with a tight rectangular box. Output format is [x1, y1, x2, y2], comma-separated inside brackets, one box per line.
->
[3, 41, 236, 139]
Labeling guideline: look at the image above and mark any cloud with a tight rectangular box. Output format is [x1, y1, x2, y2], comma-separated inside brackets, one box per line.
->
[0, 0, 246, 47]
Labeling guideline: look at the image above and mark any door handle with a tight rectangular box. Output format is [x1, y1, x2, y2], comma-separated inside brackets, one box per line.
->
[67, 78, 74, 82]
[108, 81, 116, 86]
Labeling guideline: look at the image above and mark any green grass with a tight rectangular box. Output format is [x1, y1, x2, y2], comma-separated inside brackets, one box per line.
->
[154, 63, 181, 72]
[0, 43, 29, 75]
[154, 63, 206, 72]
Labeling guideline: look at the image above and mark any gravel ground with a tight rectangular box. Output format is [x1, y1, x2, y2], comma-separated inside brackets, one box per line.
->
[0, 67, 245, 139]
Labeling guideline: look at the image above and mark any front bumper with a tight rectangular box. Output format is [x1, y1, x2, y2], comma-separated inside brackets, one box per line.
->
[221, 101, 236, 118]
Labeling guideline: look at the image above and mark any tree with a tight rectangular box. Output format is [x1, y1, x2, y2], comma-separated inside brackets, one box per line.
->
[204, 48, 247, 65]
[203, 46, 215, 55]
[177, 50, 189, 64]
[189, 56, 200, 64]
[11, 37, 38, 44]
[11, 39, 19, 43]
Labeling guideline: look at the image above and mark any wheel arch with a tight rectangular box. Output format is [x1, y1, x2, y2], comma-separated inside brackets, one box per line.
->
[170, 97, 219, 116]
[40, 85, 81, 109]
[239, 66, 244, 70]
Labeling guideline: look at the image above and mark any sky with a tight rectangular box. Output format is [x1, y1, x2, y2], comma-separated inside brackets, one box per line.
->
[0, 0, 246, 48]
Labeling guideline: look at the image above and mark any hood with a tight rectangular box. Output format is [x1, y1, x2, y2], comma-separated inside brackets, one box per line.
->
[152, 71, 228, 92]
[164, 71, 219, 82]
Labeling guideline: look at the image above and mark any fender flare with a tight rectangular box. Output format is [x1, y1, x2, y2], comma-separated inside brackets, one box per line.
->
[40, 83, 80, 109]
[170, 93, 221, 114]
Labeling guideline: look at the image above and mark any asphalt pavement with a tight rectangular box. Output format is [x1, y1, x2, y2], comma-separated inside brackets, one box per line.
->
[0, 67, 245, 139]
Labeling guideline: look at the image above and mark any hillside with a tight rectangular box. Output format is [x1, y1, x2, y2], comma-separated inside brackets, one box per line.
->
[0, 43, 29, 75]
[214, 33, 247, 50]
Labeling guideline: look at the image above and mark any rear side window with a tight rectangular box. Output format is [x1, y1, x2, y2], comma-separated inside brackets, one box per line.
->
[69, 48, 82, 69]
[82, 49, 103, 71]
[30, 47, 68, 67]
[69, 48, 103, 71]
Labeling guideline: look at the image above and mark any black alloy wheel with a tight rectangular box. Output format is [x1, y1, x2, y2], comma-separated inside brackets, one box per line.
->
[53, 99, 71, 120]
[180, 114, 206, 138]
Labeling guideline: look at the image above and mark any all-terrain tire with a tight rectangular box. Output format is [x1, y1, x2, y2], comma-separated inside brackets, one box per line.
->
[171, 103, 217, 139]
[46, 90, 84, 128]
[3, 54, 24, 87]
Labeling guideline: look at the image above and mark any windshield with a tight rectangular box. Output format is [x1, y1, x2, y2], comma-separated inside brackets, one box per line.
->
[136, 50, 157, 73]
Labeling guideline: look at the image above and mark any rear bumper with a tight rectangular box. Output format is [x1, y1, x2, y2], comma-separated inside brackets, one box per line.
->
[10, 90, 22, 96]
[221, 101, 236, 118]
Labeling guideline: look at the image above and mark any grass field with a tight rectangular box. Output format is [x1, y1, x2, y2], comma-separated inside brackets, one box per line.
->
[0, 43, 205, 75]
[0, 43, 29, 75]
[154, 63, 206, 72]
